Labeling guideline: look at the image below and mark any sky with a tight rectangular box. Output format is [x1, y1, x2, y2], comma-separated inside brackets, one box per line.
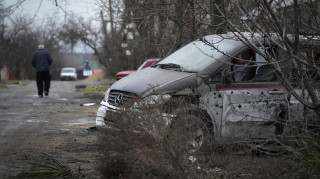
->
[3, 0, 99, 52]
[4, 0, 98, 23]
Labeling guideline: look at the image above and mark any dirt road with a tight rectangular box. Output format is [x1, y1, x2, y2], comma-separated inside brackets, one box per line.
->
[0, 80, 107, 178]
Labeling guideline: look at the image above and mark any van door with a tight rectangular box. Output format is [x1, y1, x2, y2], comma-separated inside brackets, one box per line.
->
[200, 48, 289, 140]
[286, 46, 320, 125]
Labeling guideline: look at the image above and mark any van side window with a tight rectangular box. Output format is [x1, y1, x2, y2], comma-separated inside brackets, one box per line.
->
[232, 49, 256, 82]
[252, 46, 277, 82]
[232, 47, 278, 82]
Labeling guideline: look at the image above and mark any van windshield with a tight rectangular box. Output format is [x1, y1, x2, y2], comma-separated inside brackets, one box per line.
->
[62, 69, 75, 73]
[158, 37, 238, 72]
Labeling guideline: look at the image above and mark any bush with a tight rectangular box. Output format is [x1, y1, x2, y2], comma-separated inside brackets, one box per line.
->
[291, 139, 320, 179]
[96, 98, 215, 178]
[95, 97, 301, 178]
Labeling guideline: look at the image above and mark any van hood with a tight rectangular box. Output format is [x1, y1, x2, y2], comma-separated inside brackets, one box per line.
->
[110, 67, 197, 97]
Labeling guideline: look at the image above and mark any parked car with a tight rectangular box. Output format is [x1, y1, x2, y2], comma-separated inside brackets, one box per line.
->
[60, 67, 77, 81]
[96, 32, 320, 152]
[116, 58, 160, 80]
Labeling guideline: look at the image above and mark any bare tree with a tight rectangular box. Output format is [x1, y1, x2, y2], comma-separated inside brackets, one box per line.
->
[0, 13, 63, 80]
[57, 0, 157, 75]
[207, 0, 320, 119]
[123, 0, 227, 58]
[0, 0, 74, 80]
[0, 1, 8, 74]
[59, 14, 81, 54]
[57, 1, 226, 75]
[0, 14, 35, 79]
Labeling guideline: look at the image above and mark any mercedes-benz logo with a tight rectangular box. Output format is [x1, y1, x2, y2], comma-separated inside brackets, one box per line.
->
[114, 93, 124, 105]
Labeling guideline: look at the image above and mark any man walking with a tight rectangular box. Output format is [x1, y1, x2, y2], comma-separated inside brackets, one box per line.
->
[32, 44, 53, 97]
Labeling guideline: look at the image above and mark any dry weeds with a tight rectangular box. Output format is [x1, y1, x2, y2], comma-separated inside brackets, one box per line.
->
[95, 98, 298, 178]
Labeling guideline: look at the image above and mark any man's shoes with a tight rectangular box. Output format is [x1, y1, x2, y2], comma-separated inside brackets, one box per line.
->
[39, 95, 43, 98]
[45, 92, 48, 96]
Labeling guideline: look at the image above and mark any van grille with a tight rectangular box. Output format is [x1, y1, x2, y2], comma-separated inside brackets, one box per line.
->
[108, 90, 138, 106]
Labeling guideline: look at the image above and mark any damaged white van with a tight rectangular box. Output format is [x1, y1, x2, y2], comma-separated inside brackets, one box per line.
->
[96, 32, 320, 151]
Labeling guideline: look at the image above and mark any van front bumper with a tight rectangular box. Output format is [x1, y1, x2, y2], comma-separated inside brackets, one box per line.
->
[95, 99, 175, 127]
[95, 100, 119, 126]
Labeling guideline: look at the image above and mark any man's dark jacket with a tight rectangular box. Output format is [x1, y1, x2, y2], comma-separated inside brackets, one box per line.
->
[32, 49, 53, 72]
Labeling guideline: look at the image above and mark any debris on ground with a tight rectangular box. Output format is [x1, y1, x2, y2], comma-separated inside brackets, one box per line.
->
[80, 103, 96, 106]
[86, 126, 98, 132]
[75, 85, 87, 90]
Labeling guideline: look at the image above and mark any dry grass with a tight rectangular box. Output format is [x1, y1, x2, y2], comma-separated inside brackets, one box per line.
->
[96, 99, 201, 178]
[84, 71, 106, 81]
[13, 153, 85, 178]
[95, 98, 304, 178]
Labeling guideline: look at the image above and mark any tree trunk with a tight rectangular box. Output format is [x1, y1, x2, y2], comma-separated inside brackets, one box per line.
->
[109, 0, 114, 40]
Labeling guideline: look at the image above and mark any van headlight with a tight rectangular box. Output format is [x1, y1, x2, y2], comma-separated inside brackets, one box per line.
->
[103, 88, 111, 102]
[134, 94, 171, 108]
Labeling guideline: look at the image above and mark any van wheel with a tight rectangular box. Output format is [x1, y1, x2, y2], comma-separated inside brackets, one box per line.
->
[168, 113, 211, 153]
[185, 115, 210, 153]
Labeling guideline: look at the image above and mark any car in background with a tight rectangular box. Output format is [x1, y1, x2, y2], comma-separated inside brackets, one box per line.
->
[60, 67, 77, 81]
[116, 58, 160, 80]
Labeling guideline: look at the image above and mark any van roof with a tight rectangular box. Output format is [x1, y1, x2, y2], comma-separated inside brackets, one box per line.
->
[198, 32, 320, 76]
[203, 32, 320, 45]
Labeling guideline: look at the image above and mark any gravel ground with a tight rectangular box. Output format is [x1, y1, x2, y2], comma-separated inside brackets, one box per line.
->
[0, 80, 296, 179]
[0, 80, 108, 178]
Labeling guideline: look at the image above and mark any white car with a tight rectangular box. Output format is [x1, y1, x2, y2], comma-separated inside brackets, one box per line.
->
[60, 67, 77, 81]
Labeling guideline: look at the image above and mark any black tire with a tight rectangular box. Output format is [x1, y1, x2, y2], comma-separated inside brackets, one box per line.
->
[168, 113, 211, 153]
[185, 115, 210, 153]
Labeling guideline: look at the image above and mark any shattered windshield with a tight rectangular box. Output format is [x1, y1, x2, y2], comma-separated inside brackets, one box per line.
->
[157, 37, 237, 72]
